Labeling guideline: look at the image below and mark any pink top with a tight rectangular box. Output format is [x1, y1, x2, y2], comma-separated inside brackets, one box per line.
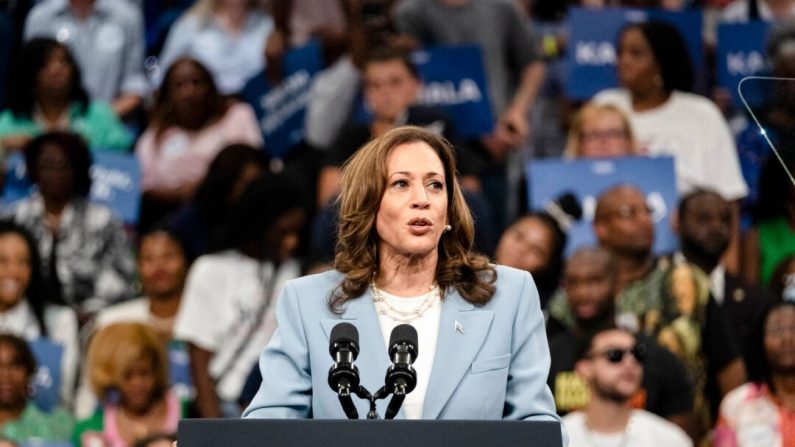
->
[102, 390, 182, 447]
[135, 102, 263, 192]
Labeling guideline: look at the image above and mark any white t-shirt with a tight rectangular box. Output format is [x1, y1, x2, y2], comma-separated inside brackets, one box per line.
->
[563, 410, 693, 447]
[93, 297, 150, 328]
[173, 251, 300, 402]
[374, 287, 441, 420]
[593, 89, 748, 200]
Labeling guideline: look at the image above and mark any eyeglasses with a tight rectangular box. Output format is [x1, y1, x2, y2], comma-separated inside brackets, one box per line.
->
[600, 204, 653, 221]
[588, 344, 646, 364]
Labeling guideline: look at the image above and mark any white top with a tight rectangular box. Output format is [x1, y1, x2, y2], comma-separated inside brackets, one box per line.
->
[563, 410, 693, 447]
[374, 288, 441, 420]
[157, 11, 274, 94]
[93, 297, 150, 328]
[721, 0, 795, 22]
[0, 300, 78, 410]
[173, 251, 300, 402]
[593, 89, 748, 200]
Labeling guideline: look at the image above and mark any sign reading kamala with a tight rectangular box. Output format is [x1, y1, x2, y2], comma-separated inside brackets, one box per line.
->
[242, 40, 323, 158]
[3, 151, 141, 224]
[717, 21, 771, 108]
[412, 45, 494, 138]
[566, 7, 703, 100]
[527, 156, 678, 256]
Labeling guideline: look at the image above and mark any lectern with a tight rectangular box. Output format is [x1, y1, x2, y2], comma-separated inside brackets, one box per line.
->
[178, 419, 563, 446]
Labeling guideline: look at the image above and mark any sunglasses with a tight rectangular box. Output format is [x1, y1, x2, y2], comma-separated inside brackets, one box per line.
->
[589, 344, 646, 364]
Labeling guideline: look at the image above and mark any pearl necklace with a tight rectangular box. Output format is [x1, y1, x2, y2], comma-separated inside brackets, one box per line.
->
[370, 282, 440, 323]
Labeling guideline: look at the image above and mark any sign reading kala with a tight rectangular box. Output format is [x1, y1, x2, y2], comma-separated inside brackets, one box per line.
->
[566, 7, 703, 100]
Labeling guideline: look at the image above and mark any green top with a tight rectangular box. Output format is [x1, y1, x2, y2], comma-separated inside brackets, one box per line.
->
[0, 102, 133, 154]
[0, 402, 74, 443]
[758, 217, 795, 286]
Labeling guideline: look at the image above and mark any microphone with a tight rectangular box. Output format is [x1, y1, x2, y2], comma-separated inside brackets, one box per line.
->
[383, 324, 418, 419]
[328, 322, 361, 419]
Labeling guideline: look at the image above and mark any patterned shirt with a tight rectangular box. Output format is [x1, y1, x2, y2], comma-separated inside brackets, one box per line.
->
[715, 382, 795, 447]
[4, 193, 135, 314]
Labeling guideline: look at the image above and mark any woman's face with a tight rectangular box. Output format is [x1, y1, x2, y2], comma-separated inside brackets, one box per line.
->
[376, 142, 448, 261]
[617, 27, 661, 95]
[0, 234, 32, 311]
[138, 233, 188, 301]
[35, 143, 75, 201]
[579, 112, 632, 158]
[494, 217, 554, 275]
[0, 343, 30, 410]
[119, 355, 159, 413]
[264, 208, 306, 263]
[167, 61, 212, 124]
[764, 306, 795, 374]
[36, 46, 73, 99]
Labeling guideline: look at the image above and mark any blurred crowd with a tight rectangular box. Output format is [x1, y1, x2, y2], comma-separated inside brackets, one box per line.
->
[0, 0, 793, 446]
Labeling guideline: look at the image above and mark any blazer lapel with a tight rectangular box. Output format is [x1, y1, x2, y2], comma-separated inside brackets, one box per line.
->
[422, 290, 494, 419]
[320, 289, 393, 414]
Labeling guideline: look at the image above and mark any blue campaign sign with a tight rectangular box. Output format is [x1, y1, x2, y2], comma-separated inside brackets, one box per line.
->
[89, 152, 141, 224]
[28, 338, 64, 413]
[2, 152, 141, 224]
[717, 21, 771, 108]
[243, 40, 323, 158]
[412, 45, 494, 137]
[527, 156, 678, 256]
[566, 7, 703, 100]
[168, 339, 195, 401]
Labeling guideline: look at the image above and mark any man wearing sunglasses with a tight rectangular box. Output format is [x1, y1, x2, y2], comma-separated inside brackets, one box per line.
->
[563, 326, 693, 447]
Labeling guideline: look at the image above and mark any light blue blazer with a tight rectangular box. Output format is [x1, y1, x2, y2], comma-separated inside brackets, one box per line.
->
[243, 265, 562, 427]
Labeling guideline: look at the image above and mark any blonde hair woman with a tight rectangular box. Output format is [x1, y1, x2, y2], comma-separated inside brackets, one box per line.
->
[564, 102, 638, 158]
[73, 323, 184, 447]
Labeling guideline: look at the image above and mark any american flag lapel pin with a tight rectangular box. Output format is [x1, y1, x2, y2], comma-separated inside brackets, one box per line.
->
[454, 320, 464, 334]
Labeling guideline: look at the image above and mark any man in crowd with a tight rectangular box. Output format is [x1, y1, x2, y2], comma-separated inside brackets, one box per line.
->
[547, 184, 746, 426]
[676, 189, 773, 370]
[547, 246, 695, 436]
[563, 326, 693, 446]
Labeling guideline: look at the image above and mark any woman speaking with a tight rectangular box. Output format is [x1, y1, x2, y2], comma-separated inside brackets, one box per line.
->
[243, 126, 560, 428]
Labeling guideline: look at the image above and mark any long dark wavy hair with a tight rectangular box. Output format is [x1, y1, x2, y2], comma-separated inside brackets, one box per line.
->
[331, 126, 496, 313]
[5, 37, 89, 118]
[0, 220, 49, 337]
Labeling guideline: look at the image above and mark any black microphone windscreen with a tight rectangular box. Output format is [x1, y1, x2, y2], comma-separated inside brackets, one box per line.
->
[329, 322, 359, 356]
[389, 324, 418, 356]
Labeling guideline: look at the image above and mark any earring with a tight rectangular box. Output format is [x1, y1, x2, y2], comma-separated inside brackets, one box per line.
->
[444, 224, 452, 232]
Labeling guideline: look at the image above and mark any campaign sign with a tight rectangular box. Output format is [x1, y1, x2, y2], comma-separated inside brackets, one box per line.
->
[566, 7, 703, 100]
[243, 40, 323, 158]
[412, 45, 494, 137]
[527, 156, 678, 256]
[717, 21, 771, 108]
[169, 339, 195, 401]
[2, 152, 141, 224]
[28, 338, 64, 413]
